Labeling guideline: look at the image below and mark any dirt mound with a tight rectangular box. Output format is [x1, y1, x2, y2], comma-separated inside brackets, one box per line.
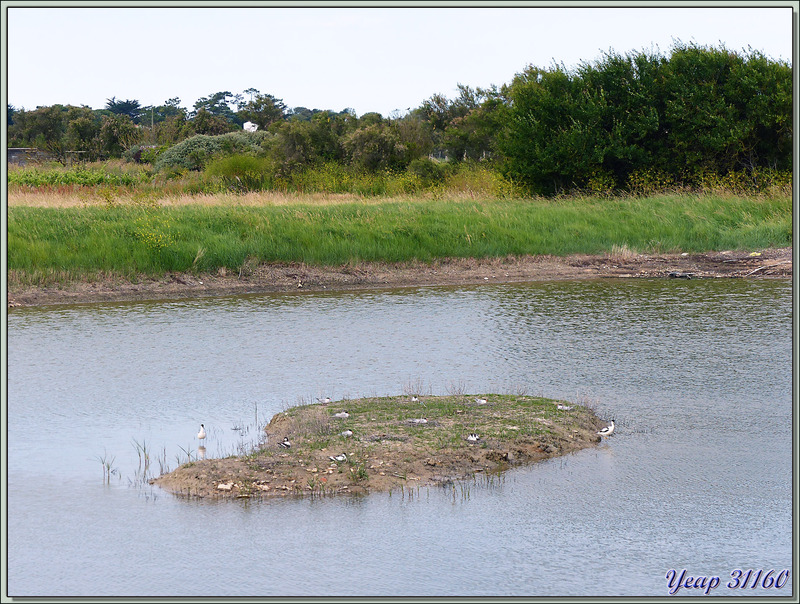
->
[152, 394, 609, 500]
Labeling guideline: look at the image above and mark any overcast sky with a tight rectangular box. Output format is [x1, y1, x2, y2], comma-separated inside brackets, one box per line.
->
[5, 4, 795, 117]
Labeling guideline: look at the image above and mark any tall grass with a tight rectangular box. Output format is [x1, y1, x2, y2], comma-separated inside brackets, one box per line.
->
[8, 159, 520, 199]
[8, 160, 152, 187]
[8, 192, 791, 286]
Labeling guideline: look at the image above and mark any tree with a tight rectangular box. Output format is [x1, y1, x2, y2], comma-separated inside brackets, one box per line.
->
[7, 104, 71, 161]
[64, 106, 103, 160]
[105, 97, 144, 122]
[238, 93, 286, 130]
[99, 113, 141, 157]
[442, 85, 508, 161]
[344, 124, 405, 171]
[192, 108, 237, 135]
[193, 91, 238, 124]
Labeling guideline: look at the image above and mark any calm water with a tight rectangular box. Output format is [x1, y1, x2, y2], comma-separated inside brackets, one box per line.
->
[6, 279, 792, 597]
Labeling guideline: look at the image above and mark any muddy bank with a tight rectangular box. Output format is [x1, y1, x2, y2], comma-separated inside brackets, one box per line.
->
[152, 394, 608, 500]
[7, 247, 792, 308]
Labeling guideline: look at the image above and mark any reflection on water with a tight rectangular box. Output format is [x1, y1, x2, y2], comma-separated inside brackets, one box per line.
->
[7, 279, 792, 597]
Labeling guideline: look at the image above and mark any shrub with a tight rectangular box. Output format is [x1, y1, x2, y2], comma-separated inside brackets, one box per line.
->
[154, 131, 271, 172]
[407, 157, 446, 185]
[204, 154, 273, 192]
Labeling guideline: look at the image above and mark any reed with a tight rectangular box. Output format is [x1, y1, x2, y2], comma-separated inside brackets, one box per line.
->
[94, 450, 118, 483]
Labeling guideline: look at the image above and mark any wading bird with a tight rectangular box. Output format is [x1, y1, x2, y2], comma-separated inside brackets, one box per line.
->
[197, 424, 206, 442]
[597, 420, 615, 437]
[279, 437, 291, 449]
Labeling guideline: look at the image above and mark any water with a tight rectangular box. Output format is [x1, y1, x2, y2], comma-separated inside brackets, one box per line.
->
[6, 279, 792, 597]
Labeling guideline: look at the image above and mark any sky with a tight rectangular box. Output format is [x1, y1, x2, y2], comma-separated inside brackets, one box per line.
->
[5, 3, 795, 118]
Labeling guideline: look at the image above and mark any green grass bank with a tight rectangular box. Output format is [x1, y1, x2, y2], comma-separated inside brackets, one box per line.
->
[8, 193, 791, 287]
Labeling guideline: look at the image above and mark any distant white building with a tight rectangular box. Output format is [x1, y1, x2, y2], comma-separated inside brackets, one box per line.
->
[243, 121, 259, 132]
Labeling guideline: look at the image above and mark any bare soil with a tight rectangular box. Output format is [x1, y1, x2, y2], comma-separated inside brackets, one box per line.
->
[7, 247, 792, 308]
[151, 395, 607, 500]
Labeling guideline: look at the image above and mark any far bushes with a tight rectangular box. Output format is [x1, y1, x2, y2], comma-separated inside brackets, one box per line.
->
[501, 43, 792, 196]
[154, 131, 272, 171]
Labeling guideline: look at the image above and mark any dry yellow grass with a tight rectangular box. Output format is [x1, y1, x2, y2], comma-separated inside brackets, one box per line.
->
[6, 189, 390, 208]
[6, 188, 510, 208]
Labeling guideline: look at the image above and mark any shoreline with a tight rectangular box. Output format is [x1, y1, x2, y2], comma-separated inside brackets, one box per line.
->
[7, 247, 792, 308]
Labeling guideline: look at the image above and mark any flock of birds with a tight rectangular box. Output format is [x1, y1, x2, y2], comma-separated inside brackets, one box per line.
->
[193, 397, 616, 454]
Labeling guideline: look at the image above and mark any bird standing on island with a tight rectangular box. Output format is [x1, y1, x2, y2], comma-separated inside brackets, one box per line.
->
[597, 420, 615, 437]
[278, 437, 291, 449]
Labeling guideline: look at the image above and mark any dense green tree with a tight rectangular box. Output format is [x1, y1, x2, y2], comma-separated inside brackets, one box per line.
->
[105, 97, 144, 122]
[500, 43, 792, 194]
[193, 91, 239, 124]
[238, 92, 287, 129]
[192, 108, 237, 135]
[99, 113, 141, 157]
[442, 85, 508, 161]
[344, 123, 406, 171]
[391, 112, 433, 164]
[63, 106, 103, 159]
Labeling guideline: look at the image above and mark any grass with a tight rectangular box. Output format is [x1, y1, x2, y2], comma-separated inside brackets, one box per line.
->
[279, 394, 593, 452]
[7, 192, 791, 287]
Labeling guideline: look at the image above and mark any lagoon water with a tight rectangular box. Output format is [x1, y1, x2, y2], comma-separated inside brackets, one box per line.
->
[7, 279, 793, 597]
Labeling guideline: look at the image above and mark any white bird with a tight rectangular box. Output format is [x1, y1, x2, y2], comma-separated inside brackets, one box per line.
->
[197, 424, 207, 442]
[466, 433, 480, 442]
[332, 411, 350, 419]
[278, 437, 291, 449]
[475, 397, 488, 405]
[340, 430, 353, 437]
[329, 453, 347, 462]
[317, 397, 332, 404]
[407, 418, 428, 424]
[557, 404, 573, 411]
[597, 420, 615, 437]
[411, 395, 419, 402]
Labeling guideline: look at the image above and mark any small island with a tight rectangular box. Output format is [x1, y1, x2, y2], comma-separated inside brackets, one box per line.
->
[152, 394, 610, 499]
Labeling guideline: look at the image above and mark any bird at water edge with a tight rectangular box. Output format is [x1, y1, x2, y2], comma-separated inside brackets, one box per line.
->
[597, 420, 615, 437]
[197, 424, 207, 442]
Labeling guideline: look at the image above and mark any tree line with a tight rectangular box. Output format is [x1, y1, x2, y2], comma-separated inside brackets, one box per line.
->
[7, 42, 791, 195]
